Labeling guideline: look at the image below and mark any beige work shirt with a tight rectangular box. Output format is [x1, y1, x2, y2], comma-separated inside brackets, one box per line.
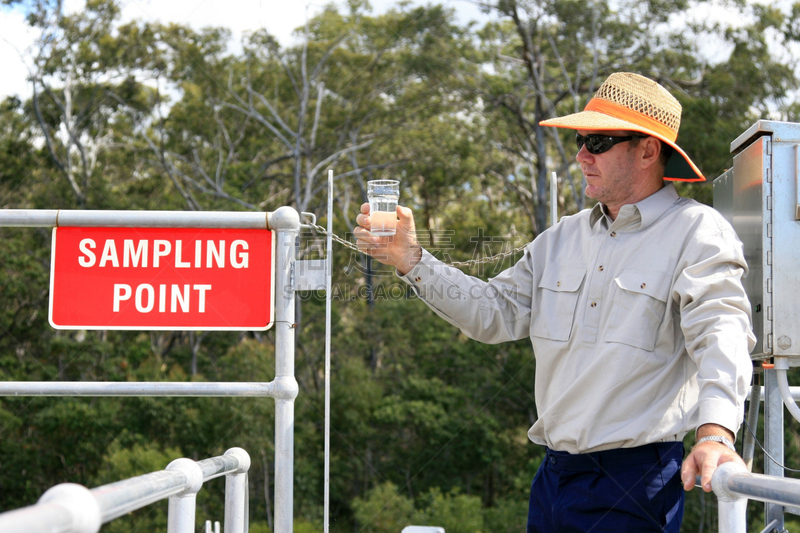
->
[400, 183, 755, 454]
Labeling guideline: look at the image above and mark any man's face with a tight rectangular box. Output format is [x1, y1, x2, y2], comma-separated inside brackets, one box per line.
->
[576, 129, 640, 210]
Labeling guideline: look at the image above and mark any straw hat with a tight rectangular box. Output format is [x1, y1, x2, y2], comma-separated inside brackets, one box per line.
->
[539, 72, 704, 182]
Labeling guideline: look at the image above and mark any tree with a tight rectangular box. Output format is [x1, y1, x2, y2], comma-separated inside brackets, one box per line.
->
[465, 0, 800, 235]
[2, 1, 800, 532]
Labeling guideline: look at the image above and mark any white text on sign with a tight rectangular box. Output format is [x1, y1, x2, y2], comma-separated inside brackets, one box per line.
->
[113, 284, 212, 313]
[77, 239, 249, 314]
[77, 239, 250, 268]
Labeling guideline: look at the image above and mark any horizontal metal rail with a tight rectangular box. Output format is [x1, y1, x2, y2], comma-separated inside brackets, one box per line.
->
[2, 381, 773, 400]
[719, 469, 800, 508]
[0, 379, 299, 398]
[0, 499, 83, 533]
[197, 454, 247, 481]
[712, 462, 800, 533]
[749, 385, 800, 400]
[0, 381, 274, 397]
[91, 470, 189, 522]
[0, 209, 272, 229]
[0, 448, 250, 533]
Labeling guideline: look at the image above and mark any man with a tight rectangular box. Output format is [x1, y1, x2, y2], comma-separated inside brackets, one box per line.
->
[354, 72, 755, 532]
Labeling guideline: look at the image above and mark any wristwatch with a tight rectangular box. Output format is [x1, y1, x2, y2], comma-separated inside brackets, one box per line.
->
[696, 435, 737, 453]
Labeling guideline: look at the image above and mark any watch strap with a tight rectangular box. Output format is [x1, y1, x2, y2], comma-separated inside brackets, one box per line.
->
[696, 435, 737, 453]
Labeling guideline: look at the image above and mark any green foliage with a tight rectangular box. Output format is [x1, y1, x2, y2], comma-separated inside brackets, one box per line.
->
[483, 497, 529, 533]
[355, 482, 519, 533]
[90, 441, 182, 533]
[414, 487, 484, 533]
[353, 482, 415, 532]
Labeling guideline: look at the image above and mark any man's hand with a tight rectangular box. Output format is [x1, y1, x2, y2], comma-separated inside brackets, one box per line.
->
[354, 203, 422, 275]
[681, 423, 745, 492]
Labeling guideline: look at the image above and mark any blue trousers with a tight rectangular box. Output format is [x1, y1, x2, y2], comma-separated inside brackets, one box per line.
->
[527, 442, 685, 532]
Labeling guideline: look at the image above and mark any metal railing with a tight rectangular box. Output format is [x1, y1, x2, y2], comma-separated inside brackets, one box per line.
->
[7, 206, 800, 533]
[0, 209, 272, 229]
[0, 206, 301, 533]
[711, 462, 800, 533]
[0, 447, 251, 533]
[0, 379, 295, 397]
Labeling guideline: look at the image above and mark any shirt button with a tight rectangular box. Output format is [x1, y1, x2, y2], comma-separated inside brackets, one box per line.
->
[640, 283, 646, 289]
[557, 281, 561, 287]
[415, 277, 422, 282]
[598, 266, 604, 271]
[590, 302, 597, 308]
[610, 231, 617, 237]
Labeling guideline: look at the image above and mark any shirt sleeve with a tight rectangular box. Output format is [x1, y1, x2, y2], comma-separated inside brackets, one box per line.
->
[674, 224, 756, 439]
[398, 248, 535, 344]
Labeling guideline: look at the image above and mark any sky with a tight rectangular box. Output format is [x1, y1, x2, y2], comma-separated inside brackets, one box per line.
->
[0, 0, 790, 103]
[0, 0, 494, 100]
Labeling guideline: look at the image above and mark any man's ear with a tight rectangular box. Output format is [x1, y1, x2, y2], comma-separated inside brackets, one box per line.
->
[640, 136, 662, 170]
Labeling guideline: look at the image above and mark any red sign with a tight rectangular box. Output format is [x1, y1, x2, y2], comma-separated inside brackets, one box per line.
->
[49, 227, 274, 330]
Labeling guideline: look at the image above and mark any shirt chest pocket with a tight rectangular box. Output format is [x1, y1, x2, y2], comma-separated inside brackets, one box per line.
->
[606, 270, 671, 352]
[531, 267, 586, 342]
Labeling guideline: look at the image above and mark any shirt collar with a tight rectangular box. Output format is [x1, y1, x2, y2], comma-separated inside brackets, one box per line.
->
[589, 202, 609, 228]
[589, 182, 679, 230]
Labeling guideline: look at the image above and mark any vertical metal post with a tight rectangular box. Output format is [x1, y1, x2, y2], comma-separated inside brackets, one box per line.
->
[270, 207, 300, 533]
[323, 170, 333, 532]
[712, 462, 749, 533]
[550, 172, 558, 227]
[718, 498, 748, 533]
[166, 459, 204, 533]
[743, 373, 761, 471]
[167, 486, 198, 532]
[764, 368, 785, 530]
[223, 448, 251, 533]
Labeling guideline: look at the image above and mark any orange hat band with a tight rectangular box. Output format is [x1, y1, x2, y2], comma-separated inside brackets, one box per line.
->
[584, 98, 677, 142]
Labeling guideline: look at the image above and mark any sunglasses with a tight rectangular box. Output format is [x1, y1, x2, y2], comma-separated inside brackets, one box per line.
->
[576, 133, 647, 154]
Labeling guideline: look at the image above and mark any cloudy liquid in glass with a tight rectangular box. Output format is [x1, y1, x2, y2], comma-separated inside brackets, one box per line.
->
[369, 197, 398, 236]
